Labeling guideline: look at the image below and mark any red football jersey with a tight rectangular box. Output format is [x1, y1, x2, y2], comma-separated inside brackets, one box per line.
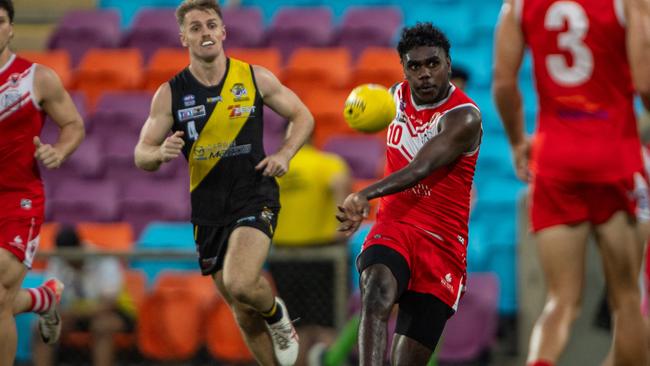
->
[0, 55, 46, 218]
[518, 0, 642, 181]
[377, 82, 480, 247]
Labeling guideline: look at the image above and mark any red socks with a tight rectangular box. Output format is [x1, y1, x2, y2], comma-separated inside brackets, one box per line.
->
[26, 285, 55, 314]
[528, 361, 554, 366]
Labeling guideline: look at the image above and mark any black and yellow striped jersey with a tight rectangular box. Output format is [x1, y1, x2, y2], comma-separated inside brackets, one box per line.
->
[169, 58, 279, 226]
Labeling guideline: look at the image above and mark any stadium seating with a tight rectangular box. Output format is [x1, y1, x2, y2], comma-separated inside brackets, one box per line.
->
[131, 222, 196, 286]
[120, 178, 190, 235]
[75, 48, 144, 108]
[76, 222, 135, 251]
[18, 50, 73, 88]
[323, 135, 386, 180]
[337, 7, 402, 60]
[222, 6, 265, 48]
[48, 9, 121, 66]
[144, 48, 189, 91]
[439, 273, 499, 363]
[48, 179, 120, 223]
[351, 47, 404, 88]
[88, 91, 152, 136]
[284, 47, 352, 98]
[300, 89, 353, 148]
[267, 7, 334, 60]
[121, 8, 180, 62]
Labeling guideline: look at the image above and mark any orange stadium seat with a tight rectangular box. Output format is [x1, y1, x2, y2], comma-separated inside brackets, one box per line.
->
[76, 222, 135, 252]
[284, 48, 352, 98]
[18, 50, 73, 88]
[302, 89, 355, 148]
[154, 271, 217, 307]
[204, 298, 253, 363]
[32, 222, 59, 270]
[144, 48, 189, 91]
[75, 48, 143, 108]
[137, 274, 208, 361]
[204, 270, 275, 363]
[352, 47, 404, 88]
[227, 47, 284, 80]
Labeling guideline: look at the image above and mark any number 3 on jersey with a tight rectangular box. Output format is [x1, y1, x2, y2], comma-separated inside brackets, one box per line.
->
[544, 1, 594, 86]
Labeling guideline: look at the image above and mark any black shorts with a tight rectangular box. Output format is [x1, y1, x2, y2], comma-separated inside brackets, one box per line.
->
[194, 207, 278, 275]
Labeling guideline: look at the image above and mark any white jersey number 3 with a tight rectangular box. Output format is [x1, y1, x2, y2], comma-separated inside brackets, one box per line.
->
[544, 1, 594, 86]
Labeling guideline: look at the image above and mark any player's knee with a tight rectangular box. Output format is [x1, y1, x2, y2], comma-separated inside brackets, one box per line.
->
[0, 285, 10, 311]
[361, 268, 397, 318]
[544, 295, 582, 322]
[223, 277, 255, 305]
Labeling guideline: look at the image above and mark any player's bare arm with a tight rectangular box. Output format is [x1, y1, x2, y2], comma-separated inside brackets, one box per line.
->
[338, 106, 481, 235]
[493, 0, 529, 182]
[253, 65, 314, 177]
[33, 64, 84, 169]
[625, 0, 650, 109]
[134, 83, 184, 172]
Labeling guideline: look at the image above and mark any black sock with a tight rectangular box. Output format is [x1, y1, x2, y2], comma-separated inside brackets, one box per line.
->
[261, 299, 283, 324]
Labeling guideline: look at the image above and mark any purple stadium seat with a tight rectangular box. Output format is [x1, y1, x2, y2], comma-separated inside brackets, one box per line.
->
[88, 91, 152, 136]
[263, 106, 286, 155]
[48, 179, 120, 223]
[267, 7, 333, 60]
[438, 273, 499, 363]
[63, 136, 104, 179]
[103, 132, 140, 182]
[120, 178, 190, 235]
[323, 135, 385, 179]
[48, 10, 121, 66]
[222, 7, 265, 48]
[337, 7, 403, 60]
[122, 8, 181, 63]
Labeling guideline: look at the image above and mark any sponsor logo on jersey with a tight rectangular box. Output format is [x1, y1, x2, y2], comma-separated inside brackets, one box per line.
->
[231, 83, 249, 101]
[10, 235, 25, 250]
[183, 94, 196, 107]
[207, 96, 222, 104]
[228, 105, 256, 119]
[20, 199, 32, 210]
[441, 273, 454, 293]
[178, 105, 206, 121]
[193, 142, 252, 161]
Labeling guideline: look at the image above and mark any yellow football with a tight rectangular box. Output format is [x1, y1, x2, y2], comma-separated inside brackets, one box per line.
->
[343, 84, 396, 133]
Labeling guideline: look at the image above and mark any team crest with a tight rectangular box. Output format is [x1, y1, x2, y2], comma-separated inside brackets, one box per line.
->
[230, 83, 249, 101]
[8, 73, 20, 87]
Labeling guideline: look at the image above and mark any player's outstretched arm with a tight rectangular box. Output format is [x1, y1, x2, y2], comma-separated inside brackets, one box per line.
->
[134, 83, 182, 172]
[337, 106, 481, 235]
[493, 0, 528, 181]
[253, 65, 314, 177]
[34, 65, 85, 169]
[364, 106, 480, 201]
[626, 0, 650, 109]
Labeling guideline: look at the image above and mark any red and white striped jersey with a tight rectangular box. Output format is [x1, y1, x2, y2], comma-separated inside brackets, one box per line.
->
[0, 54, 46, 218]
[518, 0, 642, 181]
[377, 81, 480, 247]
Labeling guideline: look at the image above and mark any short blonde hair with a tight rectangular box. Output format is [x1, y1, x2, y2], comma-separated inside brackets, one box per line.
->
[176, 0, 222, 26]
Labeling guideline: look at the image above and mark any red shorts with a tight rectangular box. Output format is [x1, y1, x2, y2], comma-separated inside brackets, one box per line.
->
[0, 216, 42, 269]
[530, 174, 638, 232]
[361, 220, 467, 310]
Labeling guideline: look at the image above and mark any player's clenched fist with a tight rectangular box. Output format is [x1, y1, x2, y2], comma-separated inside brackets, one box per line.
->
[33, 136, 64, 169]
[160, 131, 185, 163]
